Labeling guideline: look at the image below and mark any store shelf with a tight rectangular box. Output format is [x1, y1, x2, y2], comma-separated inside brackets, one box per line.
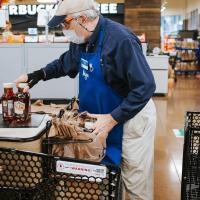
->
[175, 69, 200, 75]
[175, 47, 198, 51]
[176, 58, 197, 62]
[175, 69, 200, 72]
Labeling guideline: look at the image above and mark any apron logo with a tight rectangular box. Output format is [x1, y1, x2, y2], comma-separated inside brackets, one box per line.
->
[82, 70, 89, 80]
[89, 63, 94, 72]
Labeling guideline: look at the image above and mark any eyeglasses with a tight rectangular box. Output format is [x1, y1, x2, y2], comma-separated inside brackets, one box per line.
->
[61, 17, 74, 29]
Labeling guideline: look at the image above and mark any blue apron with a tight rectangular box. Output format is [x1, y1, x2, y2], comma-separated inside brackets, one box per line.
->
[79, 26, 123, 165]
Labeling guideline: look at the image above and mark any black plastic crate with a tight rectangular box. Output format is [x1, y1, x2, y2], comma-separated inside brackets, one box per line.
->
[181, 112, 200, 200]
[0, 148, 122, 200]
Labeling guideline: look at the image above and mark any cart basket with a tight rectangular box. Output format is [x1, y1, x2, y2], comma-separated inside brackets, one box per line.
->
[0, 147, 122, 200]
[181, 112, 200, 200]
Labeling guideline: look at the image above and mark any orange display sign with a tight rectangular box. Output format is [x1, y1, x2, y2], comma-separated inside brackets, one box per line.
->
[1, 0, 9, 4]
[0, 0, 9, 7]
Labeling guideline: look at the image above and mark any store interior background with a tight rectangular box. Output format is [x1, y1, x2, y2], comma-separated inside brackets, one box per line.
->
[0, 0, 200, 200]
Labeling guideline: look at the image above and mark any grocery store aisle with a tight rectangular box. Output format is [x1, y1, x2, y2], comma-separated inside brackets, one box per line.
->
[125, 77, 200, 200]
[154, 77, 200, 200]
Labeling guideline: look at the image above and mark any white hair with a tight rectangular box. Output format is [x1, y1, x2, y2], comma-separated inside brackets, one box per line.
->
[71, 3, 100, 20]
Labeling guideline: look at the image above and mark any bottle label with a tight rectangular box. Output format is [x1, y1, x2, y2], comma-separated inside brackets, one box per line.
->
[14, 101, 25, 115]
[2, 101, 8, 115]
[7, 100, 14, 116]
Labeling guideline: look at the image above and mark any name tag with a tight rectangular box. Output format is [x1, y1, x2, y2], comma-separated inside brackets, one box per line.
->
[81, 58, 89, 70]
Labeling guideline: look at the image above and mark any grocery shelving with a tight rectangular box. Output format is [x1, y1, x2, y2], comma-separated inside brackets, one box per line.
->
[174, 39, 200, 76]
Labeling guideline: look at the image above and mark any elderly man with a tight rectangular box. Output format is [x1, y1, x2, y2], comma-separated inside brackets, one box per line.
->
[15, 0, 157, 199]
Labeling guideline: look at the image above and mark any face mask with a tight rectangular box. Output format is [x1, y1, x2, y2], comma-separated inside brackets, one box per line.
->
[63, 29, 85, 44]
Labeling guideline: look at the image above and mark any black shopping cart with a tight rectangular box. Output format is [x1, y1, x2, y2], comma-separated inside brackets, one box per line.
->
[0, 109, 122, 200]
[181, 112, 200, 200]
[0, 147, 122, 200]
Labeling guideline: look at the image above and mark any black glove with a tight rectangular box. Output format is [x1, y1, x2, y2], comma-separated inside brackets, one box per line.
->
[27, 69, 45, 89]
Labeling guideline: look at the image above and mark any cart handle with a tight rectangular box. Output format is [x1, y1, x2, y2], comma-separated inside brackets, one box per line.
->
[43, 137, 93, 144]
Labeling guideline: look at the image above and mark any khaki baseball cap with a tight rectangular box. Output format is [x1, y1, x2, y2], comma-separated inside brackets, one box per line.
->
[48, 0, 97, 28]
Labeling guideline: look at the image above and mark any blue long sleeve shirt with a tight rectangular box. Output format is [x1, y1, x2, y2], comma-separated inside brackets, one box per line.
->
[43, 16, 156, 124]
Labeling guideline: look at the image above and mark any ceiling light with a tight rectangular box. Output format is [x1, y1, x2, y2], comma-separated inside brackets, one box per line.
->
[161, 0, 167, 12]
[161, 6, 166, 12]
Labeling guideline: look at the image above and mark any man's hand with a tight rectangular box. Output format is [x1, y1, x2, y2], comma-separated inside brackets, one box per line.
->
[87, 113, 118, 142]
[14, 74, 29, 92]
[14, 69, 45, 92]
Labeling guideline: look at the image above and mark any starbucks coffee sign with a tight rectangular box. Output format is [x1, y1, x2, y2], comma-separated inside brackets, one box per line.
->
[3, 3, 124, 16]
[5, 5, 56, 15]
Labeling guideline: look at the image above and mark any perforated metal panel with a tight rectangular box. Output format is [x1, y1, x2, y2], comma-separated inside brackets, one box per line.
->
[181, 112, 200, 200]
[185, 112, 200, 129]
[0, 148, 121, 200]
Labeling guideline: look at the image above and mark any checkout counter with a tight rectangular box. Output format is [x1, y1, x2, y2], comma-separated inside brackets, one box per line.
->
[0, 43, 78, 99]
[146, 55, 169, 94]
[0, 106, 50, 152]
[0, 43, 169, 97]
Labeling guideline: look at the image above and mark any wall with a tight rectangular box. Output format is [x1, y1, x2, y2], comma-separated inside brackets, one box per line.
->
[185, 0, 200, 30]
[162, 0, 186, 17]
[161, 0, 200, 33]
[124, 0, 161, 48]
[162, 0, 200, 21]
[186, 0, 200, 14]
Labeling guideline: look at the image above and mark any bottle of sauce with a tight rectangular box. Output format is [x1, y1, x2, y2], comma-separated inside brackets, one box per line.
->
[1, 83, 14, 122]
[14, 83, 31, 122]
